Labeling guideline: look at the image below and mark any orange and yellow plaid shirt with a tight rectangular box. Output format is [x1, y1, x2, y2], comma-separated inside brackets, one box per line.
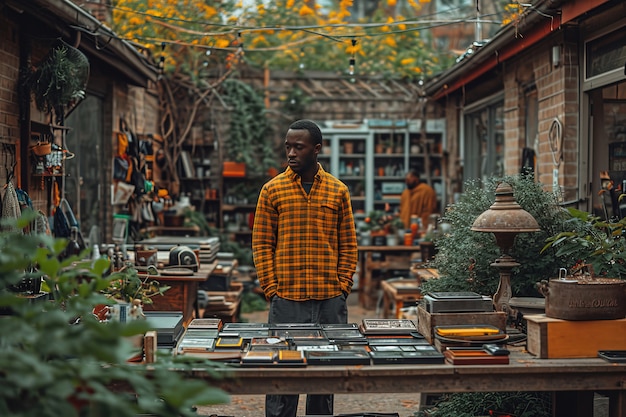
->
[252, 164, 358, 301]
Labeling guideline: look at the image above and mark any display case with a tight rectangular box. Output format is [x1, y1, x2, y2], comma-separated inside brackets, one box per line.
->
[320, 119, 446, 219]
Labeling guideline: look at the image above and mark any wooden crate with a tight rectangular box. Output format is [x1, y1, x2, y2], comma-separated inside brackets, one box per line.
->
[525, 314, 626, 358]
[417, 304, 507, 344]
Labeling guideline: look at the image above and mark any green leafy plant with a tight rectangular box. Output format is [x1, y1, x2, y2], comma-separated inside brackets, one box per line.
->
[364, 210, 404, 234]
[541, 207, 626, 278]
[416, 391, 552, 417]
[0, 211, 229, 417]
[101, 265, 171, 305]
[422, 174, 572, 297]
[222, 78, 279, 177]
[23, 40, 89, 118]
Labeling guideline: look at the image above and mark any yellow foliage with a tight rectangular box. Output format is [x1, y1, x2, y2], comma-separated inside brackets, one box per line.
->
[387, 0, 397, 6]
[215, 38, 231, 48]
[400, 58, 415, 66]
[383, 36, 397, 48]
[252, 35, 267, 46]
[299, 4, 315, 16]
[398, 23, 406, 30]
[412, 67, 423, 73]
[286, 0, 295, 8]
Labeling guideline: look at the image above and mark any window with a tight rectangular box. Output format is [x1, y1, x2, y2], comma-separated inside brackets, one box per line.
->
[464, 101, 505, 183]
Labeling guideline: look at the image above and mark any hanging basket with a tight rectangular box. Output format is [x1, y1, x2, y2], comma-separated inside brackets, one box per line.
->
[24, 39, 90, 115]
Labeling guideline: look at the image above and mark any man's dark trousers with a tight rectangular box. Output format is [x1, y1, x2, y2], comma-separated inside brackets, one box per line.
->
[265, 295, 348, 417]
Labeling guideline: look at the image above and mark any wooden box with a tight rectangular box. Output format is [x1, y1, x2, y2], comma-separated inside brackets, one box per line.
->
[525, 314, 626, 358]
[417, 304, 507, 344]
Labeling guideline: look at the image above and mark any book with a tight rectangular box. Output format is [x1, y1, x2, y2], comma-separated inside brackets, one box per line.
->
[443, 349, 510, 365]
[321, 323, 360, 330]
[305, 350, 371, 366]
[270, 328, 326, 341]
[215, 336, 244, 349]
[249, 337, 291, 351]
[188, 318, 223, 331]
[366, 336, 428, 346]
[277, 349, 306, 364]
[323, 328, 368, 344]
[369, 347, 445, 365]
[223, 322, 270, 331]
[180, 350, 242, 362]
[296, 344, 339, 352]
[184, 329, 220, 339]
[359, 318, 418, 335]
[241, 350, 276, 365]
[177, 337, 216, 353]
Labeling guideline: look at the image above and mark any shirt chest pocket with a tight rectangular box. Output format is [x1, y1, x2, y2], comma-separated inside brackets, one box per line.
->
[317, 202, 339, 231]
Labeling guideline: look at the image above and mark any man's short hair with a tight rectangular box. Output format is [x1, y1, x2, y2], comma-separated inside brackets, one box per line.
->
[407, 169, 421, 179]
[289, 119, 323, 145]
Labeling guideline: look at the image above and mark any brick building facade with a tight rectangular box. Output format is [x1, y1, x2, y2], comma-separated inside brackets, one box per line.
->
[425, 0, 626, 218]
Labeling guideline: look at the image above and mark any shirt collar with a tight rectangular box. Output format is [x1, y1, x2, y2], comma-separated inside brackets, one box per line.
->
[285, 163, 325, 183]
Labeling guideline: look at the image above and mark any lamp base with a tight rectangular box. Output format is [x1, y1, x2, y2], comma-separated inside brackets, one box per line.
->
[491, 254, 520, 314]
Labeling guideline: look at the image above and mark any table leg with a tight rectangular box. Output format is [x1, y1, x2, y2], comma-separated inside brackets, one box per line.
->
[395, 300, 403, 319]
[553, 391, 593, 417]
[607, 390, 626, 417]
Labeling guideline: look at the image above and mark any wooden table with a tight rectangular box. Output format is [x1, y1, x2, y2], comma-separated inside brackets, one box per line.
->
[189, 352, 626, 417]
[379, 279, 422, 319]
[358, 245, 421, 309]
[142, 263, 216, 325]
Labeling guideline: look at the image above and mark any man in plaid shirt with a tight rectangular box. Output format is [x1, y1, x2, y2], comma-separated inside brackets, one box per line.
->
[253, 119, 358, 417]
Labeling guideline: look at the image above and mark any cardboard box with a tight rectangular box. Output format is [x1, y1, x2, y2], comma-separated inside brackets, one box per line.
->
[525, 314, 626, 358]
[417, 304, 506, 344]
[223, 161, 246, 177]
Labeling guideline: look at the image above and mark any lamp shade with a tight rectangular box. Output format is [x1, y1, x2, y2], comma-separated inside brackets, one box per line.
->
[471, 183, 541, 234]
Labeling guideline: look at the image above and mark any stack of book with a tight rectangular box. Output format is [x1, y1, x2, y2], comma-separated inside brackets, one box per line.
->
[443, 346, 510, 365]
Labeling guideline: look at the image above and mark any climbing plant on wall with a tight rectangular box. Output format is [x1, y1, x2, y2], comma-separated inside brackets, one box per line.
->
[221, 78, 279, 177]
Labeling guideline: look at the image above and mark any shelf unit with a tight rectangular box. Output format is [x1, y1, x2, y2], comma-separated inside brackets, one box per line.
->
[178, 132, 222, 228]
[319, 118, 446, 218]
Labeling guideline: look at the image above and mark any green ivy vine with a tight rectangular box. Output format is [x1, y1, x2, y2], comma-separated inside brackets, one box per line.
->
[221, 79, 278, 177]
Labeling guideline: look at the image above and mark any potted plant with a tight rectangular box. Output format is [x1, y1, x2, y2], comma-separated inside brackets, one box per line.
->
[541, 207, 626, 278]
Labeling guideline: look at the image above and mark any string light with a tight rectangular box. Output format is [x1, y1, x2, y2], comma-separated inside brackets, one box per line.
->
[349, 38, 357, 76]
[158, 42, 166, 77]
[299, 48, 305, 70]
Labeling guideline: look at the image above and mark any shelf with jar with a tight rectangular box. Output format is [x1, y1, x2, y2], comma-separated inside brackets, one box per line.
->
[320, 118, 446, 218]
[177, 129, 222, 228]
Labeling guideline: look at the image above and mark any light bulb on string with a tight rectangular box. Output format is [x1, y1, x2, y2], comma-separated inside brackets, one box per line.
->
[348, 39, 357, 76]
[299, 48, 305, 70]
[158, 42, 166, 75]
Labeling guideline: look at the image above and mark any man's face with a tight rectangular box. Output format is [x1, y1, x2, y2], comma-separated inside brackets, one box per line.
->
[285, 128, 320, 174]
[405, 173, 419, 189]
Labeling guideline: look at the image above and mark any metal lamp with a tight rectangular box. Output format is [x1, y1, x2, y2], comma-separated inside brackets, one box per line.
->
[471, 182, 541, 313]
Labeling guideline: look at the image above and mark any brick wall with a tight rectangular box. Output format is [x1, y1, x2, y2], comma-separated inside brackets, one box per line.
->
[501, 35, 580, 203]
[0, 11, 20, 186]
